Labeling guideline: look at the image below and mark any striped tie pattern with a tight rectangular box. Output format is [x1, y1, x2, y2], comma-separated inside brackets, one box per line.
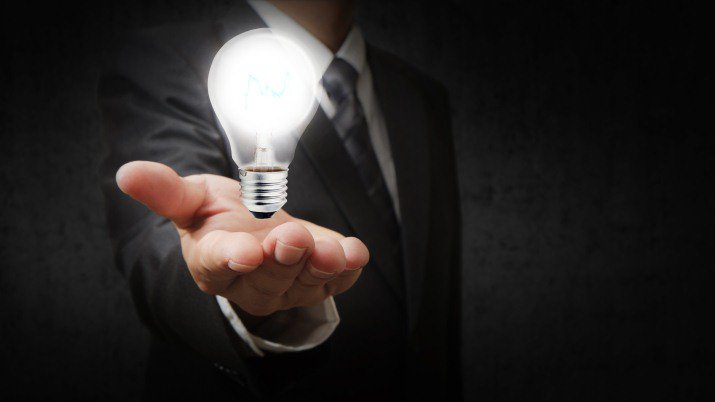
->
[322, 58, 404, 287]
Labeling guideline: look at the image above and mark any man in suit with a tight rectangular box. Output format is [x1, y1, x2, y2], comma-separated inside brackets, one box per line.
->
[99, 0, 461, 400]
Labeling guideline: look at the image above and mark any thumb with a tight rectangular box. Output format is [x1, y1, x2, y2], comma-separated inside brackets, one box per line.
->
[116, 161, 206, 229]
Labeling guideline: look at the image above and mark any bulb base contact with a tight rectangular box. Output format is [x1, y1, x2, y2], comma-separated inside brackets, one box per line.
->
[238, 168, 288, 219]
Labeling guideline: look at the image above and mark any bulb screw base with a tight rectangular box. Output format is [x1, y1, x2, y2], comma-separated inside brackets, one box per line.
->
[238, 168, 288, 219]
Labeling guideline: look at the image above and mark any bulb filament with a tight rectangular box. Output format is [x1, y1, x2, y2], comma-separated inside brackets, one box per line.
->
[244, 72, 290, 111]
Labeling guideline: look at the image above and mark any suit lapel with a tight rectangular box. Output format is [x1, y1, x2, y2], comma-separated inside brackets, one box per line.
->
[299, 109, 407, 305]
[368, 47, 432, 330]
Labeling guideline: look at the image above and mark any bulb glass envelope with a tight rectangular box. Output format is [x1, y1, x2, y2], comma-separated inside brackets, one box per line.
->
[208, 28, 320, 169]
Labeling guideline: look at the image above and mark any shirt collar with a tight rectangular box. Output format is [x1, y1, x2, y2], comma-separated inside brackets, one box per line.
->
[247, 0, 366, 80]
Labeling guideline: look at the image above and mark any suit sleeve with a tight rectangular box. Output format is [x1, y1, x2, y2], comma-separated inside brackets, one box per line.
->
[97, 31, 328, 395]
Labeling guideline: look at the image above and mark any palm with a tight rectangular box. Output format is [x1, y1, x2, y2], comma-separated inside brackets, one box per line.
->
[182, 174, 289, 244]
[183, 174, 342, 245]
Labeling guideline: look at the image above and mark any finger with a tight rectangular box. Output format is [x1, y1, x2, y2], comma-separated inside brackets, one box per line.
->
[116, 161, 206, 228]
[324, 237, 368, 296]
[189, 230, 263, 294]
[339, 237, 369, 270]
[229, 222, 314, 315]
[293, 238, 347, 288]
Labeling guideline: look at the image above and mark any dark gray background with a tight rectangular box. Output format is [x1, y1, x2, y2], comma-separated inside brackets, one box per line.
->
[1, 0, 711, 400]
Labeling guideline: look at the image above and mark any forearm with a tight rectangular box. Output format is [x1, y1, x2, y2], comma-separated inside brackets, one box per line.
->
[112, 214, 332, 395]
[113, 214, 256, 360]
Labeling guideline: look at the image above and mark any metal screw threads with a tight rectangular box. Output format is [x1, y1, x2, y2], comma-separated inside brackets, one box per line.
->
[238, 168, 288, 219]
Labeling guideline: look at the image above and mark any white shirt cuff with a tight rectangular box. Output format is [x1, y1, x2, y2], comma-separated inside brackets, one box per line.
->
[216, 296, 340, 357]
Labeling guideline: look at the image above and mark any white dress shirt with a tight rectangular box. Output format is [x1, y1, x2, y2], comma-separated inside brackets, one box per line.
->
[217, 0, 400, 356]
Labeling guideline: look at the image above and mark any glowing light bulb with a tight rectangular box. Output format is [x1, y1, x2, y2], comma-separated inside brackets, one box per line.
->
[208, 29, 320, 218]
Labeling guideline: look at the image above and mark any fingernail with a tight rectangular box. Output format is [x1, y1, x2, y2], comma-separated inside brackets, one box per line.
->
[308, 262, 337, 279]
[227, 260, 256, 273]
[115, 166, 128, 191]
[275, 240, 307, 265]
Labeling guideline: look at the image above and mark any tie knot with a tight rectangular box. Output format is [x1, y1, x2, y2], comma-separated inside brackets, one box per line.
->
[322, 58, 358, 105]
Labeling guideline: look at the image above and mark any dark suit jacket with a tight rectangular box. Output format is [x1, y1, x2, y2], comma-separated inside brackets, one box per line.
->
[99, 2, 461, 401]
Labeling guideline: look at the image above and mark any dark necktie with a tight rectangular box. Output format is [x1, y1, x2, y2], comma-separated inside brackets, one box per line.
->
[322, 58, 404, 292]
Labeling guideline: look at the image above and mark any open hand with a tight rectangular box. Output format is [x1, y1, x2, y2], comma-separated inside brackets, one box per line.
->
[116, 161, 369, 316]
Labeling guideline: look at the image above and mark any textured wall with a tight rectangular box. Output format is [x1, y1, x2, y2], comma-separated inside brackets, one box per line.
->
[1, 1, 710, 400]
